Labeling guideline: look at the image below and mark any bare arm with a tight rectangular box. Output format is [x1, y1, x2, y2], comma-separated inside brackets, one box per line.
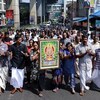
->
[31, 53, 38, 61]
[30, 50, 40, 61]
[76, 52, 87, 58]
[8, 51, 13, 59]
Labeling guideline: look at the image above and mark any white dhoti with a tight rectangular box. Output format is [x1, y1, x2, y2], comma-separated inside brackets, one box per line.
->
[0, 67, 8, 90]
[75, 59, 80, 76]
[80, 63, 92, 91]
[10, 68, 24, 88]
[80, 67, 92, 91]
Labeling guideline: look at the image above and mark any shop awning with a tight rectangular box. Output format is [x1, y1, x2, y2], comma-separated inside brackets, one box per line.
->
[74, 11, 100, 22]
[91, 10, 100, 17]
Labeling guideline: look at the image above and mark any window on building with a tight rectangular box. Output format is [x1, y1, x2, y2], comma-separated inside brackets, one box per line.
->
[46, 5, 51, 12]
[53, 6, 56, 11]
[4, 4, 6, 10]
[97, 0, 100, 4]
[0, 4, 2, 10]
[4, 0, 6, 3]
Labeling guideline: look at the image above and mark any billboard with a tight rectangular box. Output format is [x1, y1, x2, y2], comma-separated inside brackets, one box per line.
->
[90, 0, 95, 7]
[6, 10, 14, 26]
[84, 0, 95, 8]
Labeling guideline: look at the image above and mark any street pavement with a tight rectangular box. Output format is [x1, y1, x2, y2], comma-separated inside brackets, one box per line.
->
[0, 73, 100, 100]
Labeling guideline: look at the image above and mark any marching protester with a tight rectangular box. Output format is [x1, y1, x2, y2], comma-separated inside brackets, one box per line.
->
[0, 33, 9, 94]
[91, 36, 100, 53]
[52, 42, 64, 92]
[72, 36, 81, 77]
[76, 35, 95, 96]
[25, 39, 34, 85]
[22, 31, 30, 46]
[91, 36, 100, 68]
[0, 25, 99, 98]
[62, 31, 71, 46]
[30, 41, 45, 97]
[9, 34, 28, 94]
[92, 48, 100, 90]
[63, 42, 76, 94]
[3, 32, 13, 46]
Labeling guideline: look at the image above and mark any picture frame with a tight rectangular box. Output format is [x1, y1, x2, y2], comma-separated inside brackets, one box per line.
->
[39, 39, 59, 70]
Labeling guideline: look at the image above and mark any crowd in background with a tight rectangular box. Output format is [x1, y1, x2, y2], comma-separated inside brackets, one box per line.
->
[0, 26, 100, 97]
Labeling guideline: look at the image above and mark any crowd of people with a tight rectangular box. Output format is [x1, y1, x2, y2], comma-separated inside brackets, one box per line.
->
[0, 27, 100, 97]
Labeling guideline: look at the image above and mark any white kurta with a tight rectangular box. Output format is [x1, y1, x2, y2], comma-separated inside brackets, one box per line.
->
[76, 43, 94, 91]
[0, 67, 8, 90]
[10, 68, 24, 88]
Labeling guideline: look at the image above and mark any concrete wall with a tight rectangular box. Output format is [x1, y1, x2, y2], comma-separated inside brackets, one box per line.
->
[8, 0, 20, 29]
[30, 0, 37, 25]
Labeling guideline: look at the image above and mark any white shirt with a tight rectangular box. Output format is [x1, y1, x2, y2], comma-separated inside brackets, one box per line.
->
[76, 43, 94, 70]
[91, 42, 100, 51]
[33, 34, 39, 41]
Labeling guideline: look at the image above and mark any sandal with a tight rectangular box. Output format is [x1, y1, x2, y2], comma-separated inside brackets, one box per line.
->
[80, 91, 84, 96]
[71, 88, 76, 94]
[39, 93, 43, 97]
[53, 88, 57, 92]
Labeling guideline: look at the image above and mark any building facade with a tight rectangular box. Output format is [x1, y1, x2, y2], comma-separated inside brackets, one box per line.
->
[94, 0, 100, 12]
[76, 0, 87, 17]
[77, 0, 100, 17]
[46, 4, 62, 20]
[6, 0, 44, 28]
[0, 0, 6, 26]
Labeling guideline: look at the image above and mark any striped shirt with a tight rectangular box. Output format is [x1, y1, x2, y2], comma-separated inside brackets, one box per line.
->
[95, 48, 100, 69]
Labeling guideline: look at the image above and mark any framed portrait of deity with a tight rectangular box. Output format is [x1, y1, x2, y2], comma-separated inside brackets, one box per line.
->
[39, 39, 59, 70]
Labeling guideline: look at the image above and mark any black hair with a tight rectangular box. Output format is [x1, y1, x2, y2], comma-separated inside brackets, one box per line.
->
[15, 34, 21, 41]
[65, 42, 74, 52]
[66, 42, 73, 48]
[5, 32, 9, 35]
[82, 34, 88, 39]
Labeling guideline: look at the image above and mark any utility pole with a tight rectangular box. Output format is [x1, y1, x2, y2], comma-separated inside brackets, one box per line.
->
[30, 0, 37, 25]
[43, 0, 45, 23]
[87, 7, 90, 34]
[64, 0, 67, 23]
[40, 0, 43, 24]
[71, 0, 74, 29]
[84, 0, 91, 34]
